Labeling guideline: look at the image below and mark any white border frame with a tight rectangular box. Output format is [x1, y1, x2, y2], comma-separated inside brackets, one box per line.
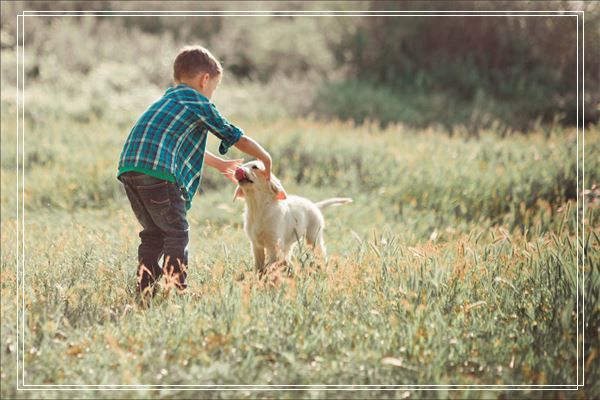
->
[13, 8, 586, 393]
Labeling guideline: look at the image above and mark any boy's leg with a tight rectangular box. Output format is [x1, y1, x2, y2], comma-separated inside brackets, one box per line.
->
[157, 187, 189, 291]
[161, 222, 189, 291]
[128, 177, 189, 291]
[121, 179, 165, 293]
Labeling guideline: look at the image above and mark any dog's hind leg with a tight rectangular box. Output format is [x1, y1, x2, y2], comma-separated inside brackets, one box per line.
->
[314, 235, 328, 263]
[306, 227, 327, 264]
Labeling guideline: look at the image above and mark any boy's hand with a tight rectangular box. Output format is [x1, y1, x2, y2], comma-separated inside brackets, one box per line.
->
[234, 136, 272, 181]
[219, 158, 244, 184]
[204, 152, 243, 184]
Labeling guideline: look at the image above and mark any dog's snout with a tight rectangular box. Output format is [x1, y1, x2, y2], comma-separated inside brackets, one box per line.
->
[235, 168, 246, 181]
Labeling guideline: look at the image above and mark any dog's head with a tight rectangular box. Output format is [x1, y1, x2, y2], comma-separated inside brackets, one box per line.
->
[233, 160, 287, 202]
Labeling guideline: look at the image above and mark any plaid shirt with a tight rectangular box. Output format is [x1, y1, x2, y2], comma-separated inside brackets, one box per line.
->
[118, 83, 243, 209]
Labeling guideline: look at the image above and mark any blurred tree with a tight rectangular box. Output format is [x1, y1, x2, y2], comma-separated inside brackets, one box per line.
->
[326, 1, 599, 128]
[1, 0, 597, 130]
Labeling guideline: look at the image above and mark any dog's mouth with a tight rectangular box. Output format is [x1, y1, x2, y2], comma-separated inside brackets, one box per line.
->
[235, 168, 253, 185]
[237, 177, 253, 185]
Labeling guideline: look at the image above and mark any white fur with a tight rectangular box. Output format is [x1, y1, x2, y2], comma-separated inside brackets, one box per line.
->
[234, 160, 352, 271]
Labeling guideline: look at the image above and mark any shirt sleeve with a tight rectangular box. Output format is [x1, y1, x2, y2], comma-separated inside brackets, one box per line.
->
[200, 102, 244, 155]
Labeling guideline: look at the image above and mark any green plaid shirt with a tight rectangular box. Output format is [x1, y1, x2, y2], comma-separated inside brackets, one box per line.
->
[117, 83, 243, 209]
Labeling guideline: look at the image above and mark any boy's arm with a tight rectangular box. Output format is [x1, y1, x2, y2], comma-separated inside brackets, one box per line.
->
[193, 101, 271, 179]
[200, 103, 244, 156]
[204, 151, 243, 184]
[234, 136, 271, 179]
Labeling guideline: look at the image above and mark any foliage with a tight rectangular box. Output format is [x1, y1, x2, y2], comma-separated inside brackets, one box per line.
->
[326, 1, 600, 129]
[1, 1, 598, 131]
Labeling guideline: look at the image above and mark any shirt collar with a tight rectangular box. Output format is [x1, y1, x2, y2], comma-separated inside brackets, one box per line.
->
[169, 83, 209, 101]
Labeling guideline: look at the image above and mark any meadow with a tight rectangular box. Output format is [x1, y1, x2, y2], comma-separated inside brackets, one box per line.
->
[1, 109, 598, 398]
[1, 3, 599, 397]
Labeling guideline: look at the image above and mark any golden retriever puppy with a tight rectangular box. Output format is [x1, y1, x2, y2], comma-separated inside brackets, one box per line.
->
[233, 160, 352, 272]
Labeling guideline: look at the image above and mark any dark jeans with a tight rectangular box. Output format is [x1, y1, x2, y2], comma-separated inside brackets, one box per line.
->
[119, 171, 189, 291]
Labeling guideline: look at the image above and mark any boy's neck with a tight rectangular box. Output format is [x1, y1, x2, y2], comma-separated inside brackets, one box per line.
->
[176, 79, 202, 94]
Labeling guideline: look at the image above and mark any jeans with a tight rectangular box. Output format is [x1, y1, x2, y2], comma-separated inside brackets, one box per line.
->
[119, 171, 189, 291]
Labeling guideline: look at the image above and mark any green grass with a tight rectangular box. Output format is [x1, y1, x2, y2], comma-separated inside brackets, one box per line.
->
[1, 114, 598, 399]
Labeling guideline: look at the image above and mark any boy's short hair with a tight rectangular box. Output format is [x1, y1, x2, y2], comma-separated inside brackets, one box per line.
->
[173, 46, 223, 82]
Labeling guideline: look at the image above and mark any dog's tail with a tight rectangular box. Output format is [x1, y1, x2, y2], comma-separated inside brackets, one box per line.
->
[315, 197, 353, 210]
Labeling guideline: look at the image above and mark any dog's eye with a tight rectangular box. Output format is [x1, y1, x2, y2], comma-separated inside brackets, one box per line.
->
[252, 165, 259, 170]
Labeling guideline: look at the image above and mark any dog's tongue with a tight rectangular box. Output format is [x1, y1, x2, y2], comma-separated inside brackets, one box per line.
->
[235, 168, 246, 182]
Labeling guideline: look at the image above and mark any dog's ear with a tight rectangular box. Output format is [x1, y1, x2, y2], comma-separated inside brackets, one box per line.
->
[269, 175, 287, 201]
[232, 186, 245, 201]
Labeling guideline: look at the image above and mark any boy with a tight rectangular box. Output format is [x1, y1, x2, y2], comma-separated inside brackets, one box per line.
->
[117, 46, 272, 297]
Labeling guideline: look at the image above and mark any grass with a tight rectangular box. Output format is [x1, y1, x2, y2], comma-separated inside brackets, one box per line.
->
[1, 113, 598, 399]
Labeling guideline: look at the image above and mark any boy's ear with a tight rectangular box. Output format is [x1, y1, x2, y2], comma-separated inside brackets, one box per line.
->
[269, 175, 287, 201]
[233, 186, 245, 202]
[197, 72, 211, 88]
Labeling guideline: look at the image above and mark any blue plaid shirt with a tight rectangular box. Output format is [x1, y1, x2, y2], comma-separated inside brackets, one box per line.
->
[118, 83, 243, 209]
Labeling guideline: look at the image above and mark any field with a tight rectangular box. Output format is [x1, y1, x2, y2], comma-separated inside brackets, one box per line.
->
[1, 110, 599, 398]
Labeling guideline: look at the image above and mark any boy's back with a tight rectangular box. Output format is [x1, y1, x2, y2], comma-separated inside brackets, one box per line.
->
[118, 82, 242, 210]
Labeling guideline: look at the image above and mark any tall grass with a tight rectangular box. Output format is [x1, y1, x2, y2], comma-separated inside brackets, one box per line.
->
[1, 111, 598, 398]
[1, 4, 598, 397]
[2, 112, 597, 233]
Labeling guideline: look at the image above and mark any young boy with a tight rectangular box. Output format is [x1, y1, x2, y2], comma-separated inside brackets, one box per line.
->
[117, 46, 272, 296]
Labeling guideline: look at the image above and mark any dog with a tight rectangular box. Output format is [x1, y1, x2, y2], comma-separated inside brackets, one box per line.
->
[233, 160, 352, 272]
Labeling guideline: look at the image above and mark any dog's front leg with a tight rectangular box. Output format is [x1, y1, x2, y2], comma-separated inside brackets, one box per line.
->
[252, 244, 266, 272]
[265, 240, 285, 269]
[265, 247, 279, 267]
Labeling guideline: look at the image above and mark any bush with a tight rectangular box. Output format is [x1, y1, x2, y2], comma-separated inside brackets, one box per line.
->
[327, 1, 600, 128]
[1, 1, 597, 132]
[315, 78, 509, 134]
